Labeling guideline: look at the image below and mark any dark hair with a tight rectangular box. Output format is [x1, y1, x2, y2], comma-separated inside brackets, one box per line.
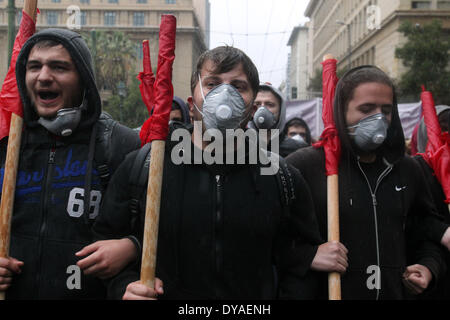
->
[191, 46, 259, 98]
[171, 101, 181, 111]
[336, 66, 395, 115]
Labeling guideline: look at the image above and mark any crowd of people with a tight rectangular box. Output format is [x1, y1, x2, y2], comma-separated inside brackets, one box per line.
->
[0, 28, 449, 300]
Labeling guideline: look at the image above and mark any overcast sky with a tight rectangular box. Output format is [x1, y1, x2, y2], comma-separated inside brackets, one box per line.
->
[208, 0, 310, 89]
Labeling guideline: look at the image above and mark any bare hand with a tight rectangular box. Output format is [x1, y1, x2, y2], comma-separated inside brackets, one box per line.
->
[76, 238, 138, 279]
[440, 227, 450, 251]
[311, 241, 348, 274]
[0, 257, 24, 291]
[123, 278, 164, 300]
[402, 264, 432, 295]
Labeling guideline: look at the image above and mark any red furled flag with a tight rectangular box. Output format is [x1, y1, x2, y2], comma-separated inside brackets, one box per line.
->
[0, 11, 36, 141]
[138, 15, 176, 145]
[137, 40, 156, 146]
[313, 58, 341, 175]
[419, 86, 450, 204]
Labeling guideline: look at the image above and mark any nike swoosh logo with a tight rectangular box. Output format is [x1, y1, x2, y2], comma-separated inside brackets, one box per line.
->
[395, 186, 406, 191]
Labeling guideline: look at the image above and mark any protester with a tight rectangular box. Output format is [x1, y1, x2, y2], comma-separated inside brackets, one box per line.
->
[170, 96, 191, 124]
[286, 65, 447, 300]
[249, 83, 286, 150]
[283, 117, 312, 144]
[279, 117, 311, 157]
[93, 46, 323, 300]
[0, 28, 141, 299]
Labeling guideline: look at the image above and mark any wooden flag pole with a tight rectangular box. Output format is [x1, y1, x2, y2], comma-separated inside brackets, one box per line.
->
[327, 174, 341, 300]
[322, 54, 341, 300]
[139, 14, 176, 290]
[0, 0, 38, 301]
[140, 140, 165, 289]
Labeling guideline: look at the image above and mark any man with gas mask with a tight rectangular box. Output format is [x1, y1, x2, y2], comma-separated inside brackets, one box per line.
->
[91, 46, 323, 300]
[0, 28, 141, 299]
[250, 83, 286, 154]
[286, 65, 446, 299]
[279, 117, 312, 158]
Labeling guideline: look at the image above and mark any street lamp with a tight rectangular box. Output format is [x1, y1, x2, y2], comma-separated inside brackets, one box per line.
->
[336, 20, 352, 70]
[7, 0, 16, 66]
[117, 81, 126, 123]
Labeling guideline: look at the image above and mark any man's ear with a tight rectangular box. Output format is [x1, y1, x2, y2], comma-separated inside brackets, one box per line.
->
[187, 96, 194, 113]
[251, 101, 257, 116]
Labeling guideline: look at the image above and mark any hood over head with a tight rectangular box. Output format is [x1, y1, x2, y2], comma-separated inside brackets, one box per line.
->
[16, 28, 101, 133]
[249, 83, 287, 143]
[282, 117, 312, 145]
[417, 105, 450, 153]
[333, 65, 405, 163]
[172, 95, 191, 124]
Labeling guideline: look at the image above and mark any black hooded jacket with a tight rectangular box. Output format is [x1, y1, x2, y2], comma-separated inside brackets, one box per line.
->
[0, 29, 140, 299]
[286, 67, 446, 300]
[93, 123, 323, 300]
[172, 96, 190, 124]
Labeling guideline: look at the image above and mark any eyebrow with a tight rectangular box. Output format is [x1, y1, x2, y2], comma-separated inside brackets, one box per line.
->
[357, 103, 393, 109]
[202, 75, 221, 82]
[230, 79, 249, 87]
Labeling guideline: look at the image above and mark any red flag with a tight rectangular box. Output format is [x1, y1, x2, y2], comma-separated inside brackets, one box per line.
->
[137, 40, 156, 146]
[139, 15, 176, 145]
[419, 87, 450, 204]
[137, 40, 155, 114]
[313, 58, 341, 176]
[0, 11, 36, 141]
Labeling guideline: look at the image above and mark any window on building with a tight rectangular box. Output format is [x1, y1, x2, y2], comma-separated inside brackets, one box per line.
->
[437, 1, 450, 9]
[46, 11, 59, 25]
[52, 0, 61, 2]
[136, 42, 144, 60]
[80, 0, 90, 4]
[137, 0, 147, 3]
[80, 11, 87, 26]
[16, 10, 22, 25]
[411, 1, 431, 8]
[104, 12, 116, 26]
[133, 12, 145, 26]
[108, 0, 118, 3]
[291, 87, 298, 100]
[165, 0, 176, 4]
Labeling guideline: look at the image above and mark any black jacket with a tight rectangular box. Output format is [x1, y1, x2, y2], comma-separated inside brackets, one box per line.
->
[287, 147, 446, 299]
[0, 29, 141, 299]
[93, 124, 323, 300]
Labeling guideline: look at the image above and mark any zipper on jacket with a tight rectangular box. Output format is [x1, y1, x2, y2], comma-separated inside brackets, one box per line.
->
[357, 158, 393, 301]
[36, 146, 56, 298]
[214, 174, 223, 299]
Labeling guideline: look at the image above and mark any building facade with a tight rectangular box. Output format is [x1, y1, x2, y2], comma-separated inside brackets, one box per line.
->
[0, 0, 210, 100]
[287, 23, 311, 101]
[305, 0, 450, 83]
